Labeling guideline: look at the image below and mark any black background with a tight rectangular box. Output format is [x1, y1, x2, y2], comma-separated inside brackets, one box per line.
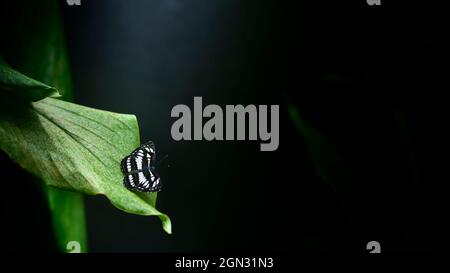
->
[2, 0, 447, 253]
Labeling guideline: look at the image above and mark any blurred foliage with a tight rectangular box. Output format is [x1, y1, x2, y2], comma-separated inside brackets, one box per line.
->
[288, 103, 353, 191]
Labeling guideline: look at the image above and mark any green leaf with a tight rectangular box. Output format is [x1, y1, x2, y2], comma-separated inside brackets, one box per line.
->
[0, 57, 60, 101]
[0, 96, 171, 234]
[1, 0, 73, 101]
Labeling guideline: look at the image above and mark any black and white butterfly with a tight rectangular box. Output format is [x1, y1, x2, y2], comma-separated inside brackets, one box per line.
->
[120, 141, 162, 192]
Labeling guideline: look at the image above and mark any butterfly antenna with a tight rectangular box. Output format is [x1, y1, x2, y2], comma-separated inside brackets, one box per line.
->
[155, 154, 169, 168]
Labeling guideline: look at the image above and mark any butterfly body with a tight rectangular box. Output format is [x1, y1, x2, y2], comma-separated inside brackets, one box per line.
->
[120, 141, 162, 192]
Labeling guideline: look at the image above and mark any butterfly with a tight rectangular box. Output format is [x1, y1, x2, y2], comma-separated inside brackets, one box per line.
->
[120, 141, 162, 192]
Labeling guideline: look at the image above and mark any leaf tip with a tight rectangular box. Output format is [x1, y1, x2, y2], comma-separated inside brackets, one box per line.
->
[160, 214, 172, 234]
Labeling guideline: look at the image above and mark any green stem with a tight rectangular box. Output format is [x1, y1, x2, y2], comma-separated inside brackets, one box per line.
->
[45, 187, 87, 253]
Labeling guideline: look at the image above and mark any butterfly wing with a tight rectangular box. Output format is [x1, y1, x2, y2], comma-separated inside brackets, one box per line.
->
[139, 141, 156, 169]
[140, 141, 156, 156]
[123, 168, 161, 192]
[122, 154, 139, 190]
[120, 154, 134, 175]
[123, 173, 136, 190]
[130, 141, 156, 169]
[135, 168, 161, 192]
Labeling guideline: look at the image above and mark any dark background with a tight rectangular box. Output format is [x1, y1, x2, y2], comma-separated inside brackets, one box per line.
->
[3, 0, 447, 253]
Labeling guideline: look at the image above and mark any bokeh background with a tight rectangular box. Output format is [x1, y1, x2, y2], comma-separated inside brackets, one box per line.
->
[3, 0, 447, 252]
